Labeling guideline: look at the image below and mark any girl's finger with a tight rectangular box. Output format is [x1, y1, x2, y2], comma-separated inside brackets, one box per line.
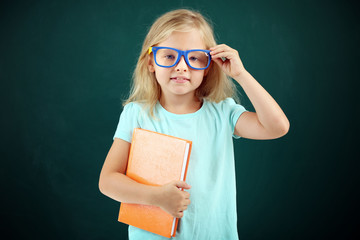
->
[210, 44, 232, 53]
[211, 51, 236, 60]
[210, 47, 226, 55]
[211, 57, 224, 66]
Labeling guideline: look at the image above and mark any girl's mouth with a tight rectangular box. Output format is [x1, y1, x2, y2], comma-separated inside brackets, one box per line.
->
[170, 77, 190, 83]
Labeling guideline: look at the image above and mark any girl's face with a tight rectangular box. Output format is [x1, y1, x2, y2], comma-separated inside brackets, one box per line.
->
[148, 29, 209, 101]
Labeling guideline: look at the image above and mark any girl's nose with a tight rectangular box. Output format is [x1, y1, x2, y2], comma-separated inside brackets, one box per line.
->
[175, 56, 188, 72]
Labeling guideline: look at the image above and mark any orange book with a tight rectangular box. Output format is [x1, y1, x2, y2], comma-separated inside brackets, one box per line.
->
[118, 128, 192, 238]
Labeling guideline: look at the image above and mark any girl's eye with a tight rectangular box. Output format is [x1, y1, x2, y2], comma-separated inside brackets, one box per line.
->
[189, 57, 198, 61]
[165, 55, 176, 60]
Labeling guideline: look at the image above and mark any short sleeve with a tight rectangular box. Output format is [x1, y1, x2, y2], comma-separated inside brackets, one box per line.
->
[113, 102, 141, 142]
[222, 98, 248, 139]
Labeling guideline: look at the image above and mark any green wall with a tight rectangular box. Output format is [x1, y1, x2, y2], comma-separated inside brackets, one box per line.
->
[1, 0, 358, 239]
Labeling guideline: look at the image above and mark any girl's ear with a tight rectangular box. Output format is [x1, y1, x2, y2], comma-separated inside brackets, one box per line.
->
[204, 61, 213, 76]
[148, 55, 155, 72]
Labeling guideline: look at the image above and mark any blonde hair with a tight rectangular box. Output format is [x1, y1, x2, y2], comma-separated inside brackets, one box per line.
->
[124, 9, 238, 116]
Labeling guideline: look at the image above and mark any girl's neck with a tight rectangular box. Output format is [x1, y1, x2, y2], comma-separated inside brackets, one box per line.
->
[159, 94, 202, 114]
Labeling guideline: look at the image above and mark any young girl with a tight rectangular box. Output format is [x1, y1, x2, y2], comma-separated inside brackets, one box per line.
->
[99, 9, 289, 240]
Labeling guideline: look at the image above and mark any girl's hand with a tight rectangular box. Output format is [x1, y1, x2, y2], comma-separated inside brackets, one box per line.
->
[210, 44, 246, 79]
[153, 181, 191, 218]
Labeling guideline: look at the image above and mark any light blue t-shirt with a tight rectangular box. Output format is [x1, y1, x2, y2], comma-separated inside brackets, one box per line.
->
[113, 98, 247, 240]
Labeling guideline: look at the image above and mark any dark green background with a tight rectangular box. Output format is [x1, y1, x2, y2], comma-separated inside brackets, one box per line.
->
[1, 0, 358, 239]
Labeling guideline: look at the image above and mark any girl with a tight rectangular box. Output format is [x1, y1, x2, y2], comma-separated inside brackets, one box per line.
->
[99, 9, 289, 240]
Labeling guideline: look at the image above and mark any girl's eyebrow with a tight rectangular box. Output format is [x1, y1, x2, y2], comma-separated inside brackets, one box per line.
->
[157, 46, 209, 51]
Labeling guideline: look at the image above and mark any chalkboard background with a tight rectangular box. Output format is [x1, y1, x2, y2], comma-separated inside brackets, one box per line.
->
[1, 0, 358, 239]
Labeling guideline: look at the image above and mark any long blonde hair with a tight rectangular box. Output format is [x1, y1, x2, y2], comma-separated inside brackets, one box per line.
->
[124, 9, 238, 116]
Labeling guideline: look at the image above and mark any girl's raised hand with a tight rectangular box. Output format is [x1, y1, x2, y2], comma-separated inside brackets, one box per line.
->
[210, 44, 246, 79]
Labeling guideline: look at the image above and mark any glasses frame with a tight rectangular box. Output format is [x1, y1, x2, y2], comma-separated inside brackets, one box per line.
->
[148, 46, 211, 70]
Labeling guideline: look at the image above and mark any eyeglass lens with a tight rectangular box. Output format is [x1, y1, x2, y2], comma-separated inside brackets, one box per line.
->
[155, 48, 209, 69]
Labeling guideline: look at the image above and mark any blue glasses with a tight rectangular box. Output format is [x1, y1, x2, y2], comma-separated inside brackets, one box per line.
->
[148, 46, 211, 70]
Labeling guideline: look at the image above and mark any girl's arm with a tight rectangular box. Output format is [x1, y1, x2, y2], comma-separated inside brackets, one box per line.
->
[210, 44, 290, 140]
[99, 138, 191, 218]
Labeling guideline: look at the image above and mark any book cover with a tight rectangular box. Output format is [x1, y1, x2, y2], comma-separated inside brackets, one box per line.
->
[118, 128, 192, 238]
